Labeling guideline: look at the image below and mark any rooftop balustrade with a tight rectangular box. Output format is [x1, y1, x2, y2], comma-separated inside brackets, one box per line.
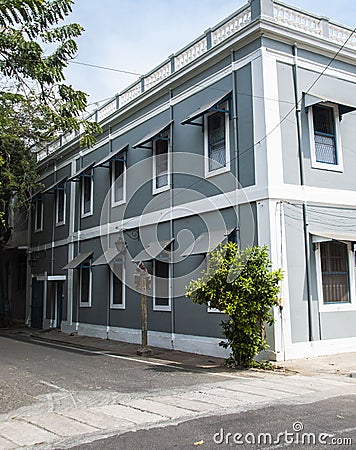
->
[35, 1, 356, 161]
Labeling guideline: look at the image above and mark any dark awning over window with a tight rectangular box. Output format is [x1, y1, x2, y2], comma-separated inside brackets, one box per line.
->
[181, 228, 234, 256]
[30, 188, 44, 200]
[181, 91, 231, 126]
[92, 247, 123, 266]
[304, 93, 356, 116]
[93, 144, 129, 169]
[42, 176, 68, 194]
[132, 121, 172, 149]
[63, 252, 93, 269]
[132, 238, 174, 262]
[67, 162, 95, 182]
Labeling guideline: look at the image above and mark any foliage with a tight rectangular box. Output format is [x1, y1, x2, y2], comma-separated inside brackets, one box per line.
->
[0, 0, 101, 245]
[186, 243, 283, 367]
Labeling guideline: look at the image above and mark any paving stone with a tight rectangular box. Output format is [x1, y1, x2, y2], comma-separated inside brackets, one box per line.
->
[120, 398, 195, 419]
[212, 384, 294, 400]
[153, 395, 216, 412]
[25, 413, 98, 437]
[181, 390, 248, 408]
[0, 435, 17, 450]
[62, 409, 133, 430]
[220, 377, 319, 396]
[0, 421, 57, 446]
[94, 404, 163, 425]
[247, 378, 317, 395]
[208, 386, 274, 402]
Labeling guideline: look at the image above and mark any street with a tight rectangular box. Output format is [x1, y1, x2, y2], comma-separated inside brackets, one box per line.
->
[0, 332, 355, 449]
[72, 395, 356, 450]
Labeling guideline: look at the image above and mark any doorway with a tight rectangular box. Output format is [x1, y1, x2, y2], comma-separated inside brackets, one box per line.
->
[31, 279, 44, 329]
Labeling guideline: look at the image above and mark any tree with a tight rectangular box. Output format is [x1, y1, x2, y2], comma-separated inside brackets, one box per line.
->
[0, 0, 101, 245]
[186, 243, 283, 367]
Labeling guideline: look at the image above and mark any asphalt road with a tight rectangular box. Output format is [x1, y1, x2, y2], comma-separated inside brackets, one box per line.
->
[1, 332, 355, 450]
[71, 395, 356, 450]
[0, 333, 234, 415]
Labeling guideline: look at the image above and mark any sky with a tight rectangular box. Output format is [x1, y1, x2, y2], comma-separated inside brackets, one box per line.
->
[62, 0, 356, 110]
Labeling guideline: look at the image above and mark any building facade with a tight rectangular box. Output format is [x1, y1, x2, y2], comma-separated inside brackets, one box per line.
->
[26, 0, 356, 360]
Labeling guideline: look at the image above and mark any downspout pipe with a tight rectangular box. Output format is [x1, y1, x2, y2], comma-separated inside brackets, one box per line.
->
[75, 157, 82, 333]
[231, 51, 240, 245]
[292, 44, 315, 342]
[169, 88, 175, 350]
[51, 163, 56, 276]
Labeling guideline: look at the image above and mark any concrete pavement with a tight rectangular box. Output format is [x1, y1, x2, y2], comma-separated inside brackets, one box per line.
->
[0, 328, 355, 449]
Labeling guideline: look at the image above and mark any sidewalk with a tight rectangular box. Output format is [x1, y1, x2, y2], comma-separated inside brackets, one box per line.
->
[3, 326, 356, 378]
[2, 327, 227, 371]
[0, 327, 355, 450]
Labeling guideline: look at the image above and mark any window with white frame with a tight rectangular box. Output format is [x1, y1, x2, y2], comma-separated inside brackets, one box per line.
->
[309, 104, 343, 171]
[110, 263, 125, 309]
[153, 134, 169, 194]
[34, 197, 43, 231]
[204, 104, 230, 176]
[55, 185, 66, 225]
[81, 172, 93, 217]
[112, 158, 125, 205]
[320, 241, 350, 304]
[79, 259, 92, 306]
[153, 260, 170, 310]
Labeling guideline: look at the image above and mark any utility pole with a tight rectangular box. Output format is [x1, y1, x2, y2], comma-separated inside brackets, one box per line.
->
[134, 263, 153, 356]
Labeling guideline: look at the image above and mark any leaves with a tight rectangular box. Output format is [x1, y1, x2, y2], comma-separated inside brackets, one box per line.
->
[0, 0, 101, 245]
[186, 243, 283, 367]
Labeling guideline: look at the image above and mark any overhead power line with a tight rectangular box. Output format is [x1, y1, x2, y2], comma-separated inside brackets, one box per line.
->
[69, 60, 142, 77]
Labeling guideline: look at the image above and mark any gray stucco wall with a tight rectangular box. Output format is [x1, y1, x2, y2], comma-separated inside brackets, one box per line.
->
[236, 64, 255, 187]
[277, 60, 356, 190]
[284, 202, 356, 343]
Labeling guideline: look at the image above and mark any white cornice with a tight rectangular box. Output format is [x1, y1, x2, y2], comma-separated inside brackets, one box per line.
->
[30, 183, 356, 251]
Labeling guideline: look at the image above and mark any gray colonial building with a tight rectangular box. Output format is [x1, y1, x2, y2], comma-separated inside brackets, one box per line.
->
[24, 0, 356, 360]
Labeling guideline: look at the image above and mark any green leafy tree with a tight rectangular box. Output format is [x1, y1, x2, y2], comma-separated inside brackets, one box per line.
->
[0, 0, 101, 245]
[186, 243, 283, 367]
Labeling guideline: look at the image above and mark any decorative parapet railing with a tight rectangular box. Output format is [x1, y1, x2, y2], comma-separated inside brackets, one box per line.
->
[144, 61, 171, 91]
[329, 23, 356, 49]
[273, 2, 356, 50]
[119, 83, 142, 107]
[175, 37, 208, 71]
[212, 8, 251, 46]
[36, 1, 356, 162]
[97, 98, 117, 122]
[61, 130, 76, 146]
[47, 139, 61, 153]
[273, 3, 321, 36]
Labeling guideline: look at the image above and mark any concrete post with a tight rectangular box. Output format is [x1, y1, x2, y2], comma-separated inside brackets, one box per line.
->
[249, 0, 274, 21]
[135, 263, 153, 356]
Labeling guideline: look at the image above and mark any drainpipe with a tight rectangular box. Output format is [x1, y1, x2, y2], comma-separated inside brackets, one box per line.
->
[26, 193, 33, 327]
[231, 51, 240, 245]
[51, 162, 56, 276]
[106, 134, 111, 340]
[292, 44, 315, 342]
[169, 88, 175, 350]
[49, 162, 57, 328]
[75, 156, 83, 333]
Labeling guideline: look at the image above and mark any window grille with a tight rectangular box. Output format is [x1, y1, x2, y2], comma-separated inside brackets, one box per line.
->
[113, 160, 124, 203]
[155, 139, 168, 189]
[208, 112, 226, 171]
[313, 106, 337, 165]
[321, 241, 350, 303]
